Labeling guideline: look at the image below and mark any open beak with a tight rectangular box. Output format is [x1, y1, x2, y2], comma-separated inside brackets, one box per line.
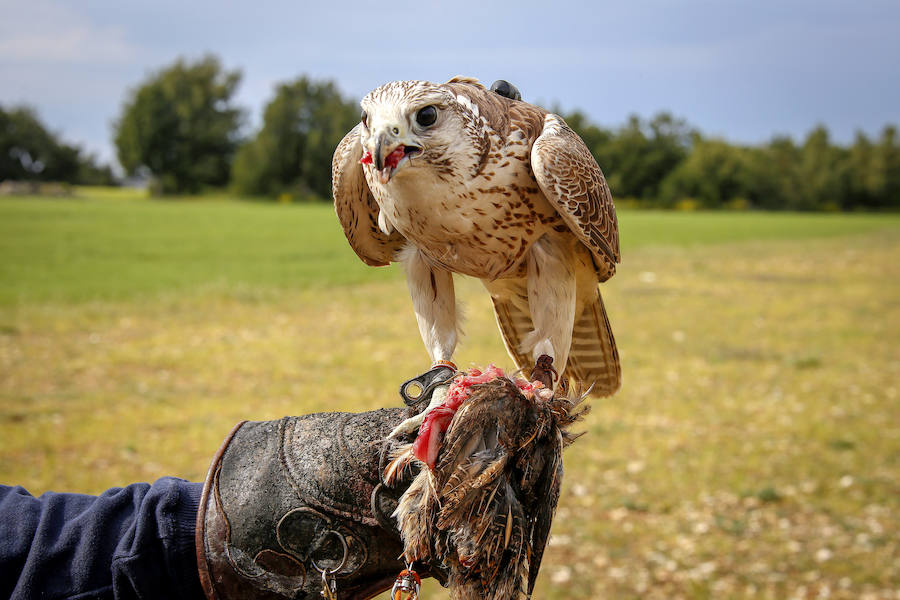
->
[362, 129, 422, 184]
[374, 132, 390, 171]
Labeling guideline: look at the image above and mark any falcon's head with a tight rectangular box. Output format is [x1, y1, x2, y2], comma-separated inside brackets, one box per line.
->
[358, 78, 486, 185]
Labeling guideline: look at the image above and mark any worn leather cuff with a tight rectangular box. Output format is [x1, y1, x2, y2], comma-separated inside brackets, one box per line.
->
[195, 408, 411, 600]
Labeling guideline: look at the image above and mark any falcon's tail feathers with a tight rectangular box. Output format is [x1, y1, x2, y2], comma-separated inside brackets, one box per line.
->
[490, 288, 621, 396]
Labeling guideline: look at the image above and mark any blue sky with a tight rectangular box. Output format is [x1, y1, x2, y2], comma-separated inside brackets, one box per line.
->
[1, 0, 898, 165]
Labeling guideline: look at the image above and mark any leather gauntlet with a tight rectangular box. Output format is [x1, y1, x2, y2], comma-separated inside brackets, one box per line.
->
[195, 408, 413, 600]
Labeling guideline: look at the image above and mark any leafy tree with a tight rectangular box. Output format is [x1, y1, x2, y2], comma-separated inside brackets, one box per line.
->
[563, 105, 900, 211]
[1, 106, 80, 182]
[0, 105, 115, 185]
[749, 136, 803, 210]
[660, 137, 756, 208]
[848, 126, 900, 209]
[598, 113, 694, 201]
[875, 126, 900, 209]
[231, 77, 358, 199]
[564, 111, 695, 204]
[114, 56, 243, 194]
[795, 125, 850, 211]
[76, 154, 117, 186]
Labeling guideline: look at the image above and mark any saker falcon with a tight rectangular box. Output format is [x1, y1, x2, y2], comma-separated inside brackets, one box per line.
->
[332, 76, 621, 396]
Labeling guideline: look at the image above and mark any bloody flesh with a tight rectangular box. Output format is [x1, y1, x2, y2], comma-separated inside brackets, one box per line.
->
[385, 146, 406, 169]
[359, 147, 405, 170]
[411, 365, 546, 468]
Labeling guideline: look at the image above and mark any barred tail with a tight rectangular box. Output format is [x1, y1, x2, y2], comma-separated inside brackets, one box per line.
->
[490, 288, 621, 396]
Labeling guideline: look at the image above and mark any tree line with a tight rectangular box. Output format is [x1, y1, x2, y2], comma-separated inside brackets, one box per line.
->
[3, 55, 898, 210]
[0, 107, 115, 186]
[567, 111, 899, 211]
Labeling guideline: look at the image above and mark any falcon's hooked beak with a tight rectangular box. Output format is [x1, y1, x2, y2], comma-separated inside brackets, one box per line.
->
[361, 129, 423, 184]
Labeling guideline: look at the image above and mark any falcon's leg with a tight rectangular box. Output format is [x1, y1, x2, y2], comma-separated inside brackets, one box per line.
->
[522, 236, 577, 388]
[389, 246, 461, 439]
[400, 245, 460, 365]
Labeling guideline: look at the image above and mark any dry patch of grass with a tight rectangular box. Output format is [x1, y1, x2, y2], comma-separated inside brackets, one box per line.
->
[1, 208, 898, 598]
[535, 232, 900, 600]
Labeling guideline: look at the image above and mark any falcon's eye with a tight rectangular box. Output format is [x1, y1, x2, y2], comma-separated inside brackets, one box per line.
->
[360, 110, 368, 128]
[415, 105, 437, 127]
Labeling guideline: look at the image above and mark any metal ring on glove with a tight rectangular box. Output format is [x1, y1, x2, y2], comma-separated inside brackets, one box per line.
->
[310, 529, 349, 575]
[371, 482, 402, 536]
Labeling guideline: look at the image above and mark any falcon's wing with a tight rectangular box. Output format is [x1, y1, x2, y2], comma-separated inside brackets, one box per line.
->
[531, 114, 620, 280]
[332, 124, 406, 267]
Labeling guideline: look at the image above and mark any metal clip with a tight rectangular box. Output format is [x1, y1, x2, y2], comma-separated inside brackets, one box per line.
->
[319, 569, 338, 600]
[311, 530, 348, 600]
[399, 365, 456, 407]
[391, 564, 421, 600]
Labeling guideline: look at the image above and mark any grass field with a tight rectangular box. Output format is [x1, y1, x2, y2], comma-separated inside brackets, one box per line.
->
[1, 191, 898, 599]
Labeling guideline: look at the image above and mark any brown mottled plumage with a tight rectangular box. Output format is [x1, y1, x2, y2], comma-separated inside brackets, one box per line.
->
[332, 76, 621, 395]
[390, 377, 588, 599]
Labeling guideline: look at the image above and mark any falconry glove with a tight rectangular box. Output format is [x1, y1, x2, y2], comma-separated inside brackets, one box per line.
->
[195, 407, 429, 600]
[195, 367, 586, 600]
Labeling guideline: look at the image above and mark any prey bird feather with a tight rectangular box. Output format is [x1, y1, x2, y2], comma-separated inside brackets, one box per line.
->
[387, 370, 589, 599]
[332, 76, 621, 395]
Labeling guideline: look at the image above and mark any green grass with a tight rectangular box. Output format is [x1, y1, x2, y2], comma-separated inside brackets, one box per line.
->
[1, 191, 899, 599]
[0, 194, 392, 305]
[2, 193, 897, 305]
[617, 209, 899, 249]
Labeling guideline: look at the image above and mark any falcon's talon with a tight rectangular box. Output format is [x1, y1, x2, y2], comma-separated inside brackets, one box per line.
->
[388, 413, 426, 439]
[530, 354, 558, 390]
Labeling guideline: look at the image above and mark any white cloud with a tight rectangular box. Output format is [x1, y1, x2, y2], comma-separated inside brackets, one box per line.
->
[0, 0, 896, 167]
[0, 0, 138, 64]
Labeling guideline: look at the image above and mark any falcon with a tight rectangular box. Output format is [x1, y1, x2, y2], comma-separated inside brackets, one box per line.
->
[332, 76, 621, 396]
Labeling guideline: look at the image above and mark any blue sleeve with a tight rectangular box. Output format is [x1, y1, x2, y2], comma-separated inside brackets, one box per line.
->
[0, 477, 204, 600]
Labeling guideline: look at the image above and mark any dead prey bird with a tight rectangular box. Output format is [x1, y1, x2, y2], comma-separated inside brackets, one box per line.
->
[385, 367, 589, 599]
